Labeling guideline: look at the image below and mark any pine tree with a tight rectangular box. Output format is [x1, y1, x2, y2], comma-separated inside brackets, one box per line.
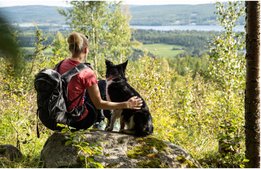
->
[245, 1, 260, 167]
[0, 14, 23, 75]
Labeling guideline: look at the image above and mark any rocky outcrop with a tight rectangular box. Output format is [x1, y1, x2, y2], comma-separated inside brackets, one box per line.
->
[41, 130, 201, 168]
[0, 144, 23, 161]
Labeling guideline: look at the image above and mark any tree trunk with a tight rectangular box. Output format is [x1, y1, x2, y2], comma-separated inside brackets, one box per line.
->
[245, 1, 260, 168]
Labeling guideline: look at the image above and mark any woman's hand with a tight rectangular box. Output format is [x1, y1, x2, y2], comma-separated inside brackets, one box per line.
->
[88, 84, 143, 110]
[126, 96, 143, 109]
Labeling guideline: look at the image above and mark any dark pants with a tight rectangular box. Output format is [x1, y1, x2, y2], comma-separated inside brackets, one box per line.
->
[70, 80, 112, 130]
[69, 102, 97, 130]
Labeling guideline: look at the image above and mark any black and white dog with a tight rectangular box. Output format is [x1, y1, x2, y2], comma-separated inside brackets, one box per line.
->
[105, 60, 153, 136]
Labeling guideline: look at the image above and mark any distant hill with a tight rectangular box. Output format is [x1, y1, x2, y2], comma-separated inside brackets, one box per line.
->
[0, 4, 244, 26]
[0, 6, 67, 24]
[128, 4, 217, 25]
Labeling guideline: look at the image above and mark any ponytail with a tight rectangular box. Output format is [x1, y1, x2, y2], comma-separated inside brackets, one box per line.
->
[67, 32, 88, 55]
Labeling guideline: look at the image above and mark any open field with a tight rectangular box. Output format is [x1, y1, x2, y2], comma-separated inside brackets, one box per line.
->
[21, 44, 185, 59]
[21, 47, 53, 55]
[142, 43, 184, 58]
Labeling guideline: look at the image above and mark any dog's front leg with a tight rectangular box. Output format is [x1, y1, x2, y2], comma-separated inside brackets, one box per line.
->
[104, 110, 112, 129]
[119, 116, 125, 132]
[105, 111, 116, 131]
[105, 110, 121, 131]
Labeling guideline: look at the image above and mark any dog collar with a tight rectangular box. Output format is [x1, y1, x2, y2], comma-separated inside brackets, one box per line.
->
[106, 76, 114, 81]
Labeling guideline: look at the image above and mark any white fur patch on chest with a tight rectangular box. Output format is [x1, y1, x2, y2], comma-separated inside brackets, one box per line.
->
[106, 79, 113, 101]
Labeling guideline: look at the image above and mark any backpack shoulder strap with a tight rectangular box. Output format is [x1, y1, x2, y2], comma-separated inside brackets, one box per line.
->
[61, 62, 92, 107]
[61, 63, 92, 84]
[54, 60, 64, 72]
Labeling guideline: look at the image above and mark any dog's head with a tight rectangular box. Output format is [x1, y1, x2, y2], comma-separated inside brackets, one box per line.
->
[105, 60, 128, 81]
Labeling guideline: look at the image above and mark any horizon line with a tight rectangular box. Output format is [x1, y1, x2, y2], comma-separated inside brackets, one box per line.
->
[0, 0, 228, 8]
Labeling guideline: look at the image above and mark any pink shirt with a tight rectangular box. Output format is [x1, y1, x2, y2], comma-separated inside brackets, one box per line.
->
[58, 58, 98, 121]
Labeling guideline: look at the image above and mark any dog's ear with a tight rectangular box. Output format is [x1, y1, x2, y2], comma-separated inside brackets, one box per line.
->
[121, 60, 128, 71]
[105, 59, 114, 67]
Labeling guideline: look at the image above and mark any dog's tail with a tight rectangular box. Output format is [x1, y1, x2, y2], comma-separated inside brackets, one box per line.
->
[135, 118, 154, 137]
[135, 126, 153, 137]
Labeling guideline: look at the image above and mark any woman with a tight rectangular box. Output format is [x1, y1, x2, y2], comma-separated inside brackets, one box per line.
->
[57, 32, 142, 130]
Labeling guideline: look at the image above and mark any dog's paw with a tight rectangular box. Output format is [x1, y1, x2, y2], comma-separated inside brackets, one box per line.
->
[120, 129, 135, 135]
[105, 126, 113, 131]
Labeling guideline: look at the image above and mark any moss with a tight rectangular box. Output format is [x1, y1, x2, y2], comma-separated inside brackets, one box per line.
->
[139, 137, 168, 151]
[127, 136, 168, 159]
[176, 155, 197, 168]
[127, 137, 198, 168]
[137, 158, 166, 168]
[127, 136, 169, 168]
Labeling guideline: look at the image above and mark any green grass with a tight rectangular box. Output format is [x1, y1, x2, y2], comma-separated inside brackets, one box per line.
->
[21, 47, 53, 55]
[143, 43, 184, 58]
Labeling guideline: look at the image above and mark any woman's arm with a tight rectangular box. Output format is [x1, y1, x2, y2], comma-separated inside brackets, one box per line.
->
[87, 84, 142, 110]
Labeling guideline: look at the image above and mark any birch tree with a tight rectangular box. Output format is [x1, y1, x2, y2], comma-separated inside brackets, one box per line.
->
[59, 1, 132, 77]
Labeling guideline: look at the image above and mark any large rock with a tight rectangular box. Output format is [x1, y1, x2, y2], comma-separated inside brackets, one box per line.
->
[0, 144, 23, 161]
[41, 130, 200, 168]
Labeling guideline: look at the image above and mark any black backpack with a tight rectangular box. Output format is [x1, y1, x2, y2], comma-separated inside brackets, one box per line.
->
[34, 61, 91, 131]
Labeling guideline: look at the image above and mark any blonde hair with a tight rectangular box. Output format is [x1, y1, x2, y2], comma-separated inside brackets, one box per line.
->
[67, 32, 88, 56]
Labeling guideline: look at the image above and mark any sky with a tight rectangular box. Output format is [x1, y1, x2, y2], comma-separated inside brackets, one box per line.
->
[0, 0, 240, 7]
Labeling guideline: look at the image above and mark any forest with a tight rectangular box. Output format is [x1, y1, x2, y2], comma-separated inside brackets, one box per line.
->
[0, 1, 259, 168]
